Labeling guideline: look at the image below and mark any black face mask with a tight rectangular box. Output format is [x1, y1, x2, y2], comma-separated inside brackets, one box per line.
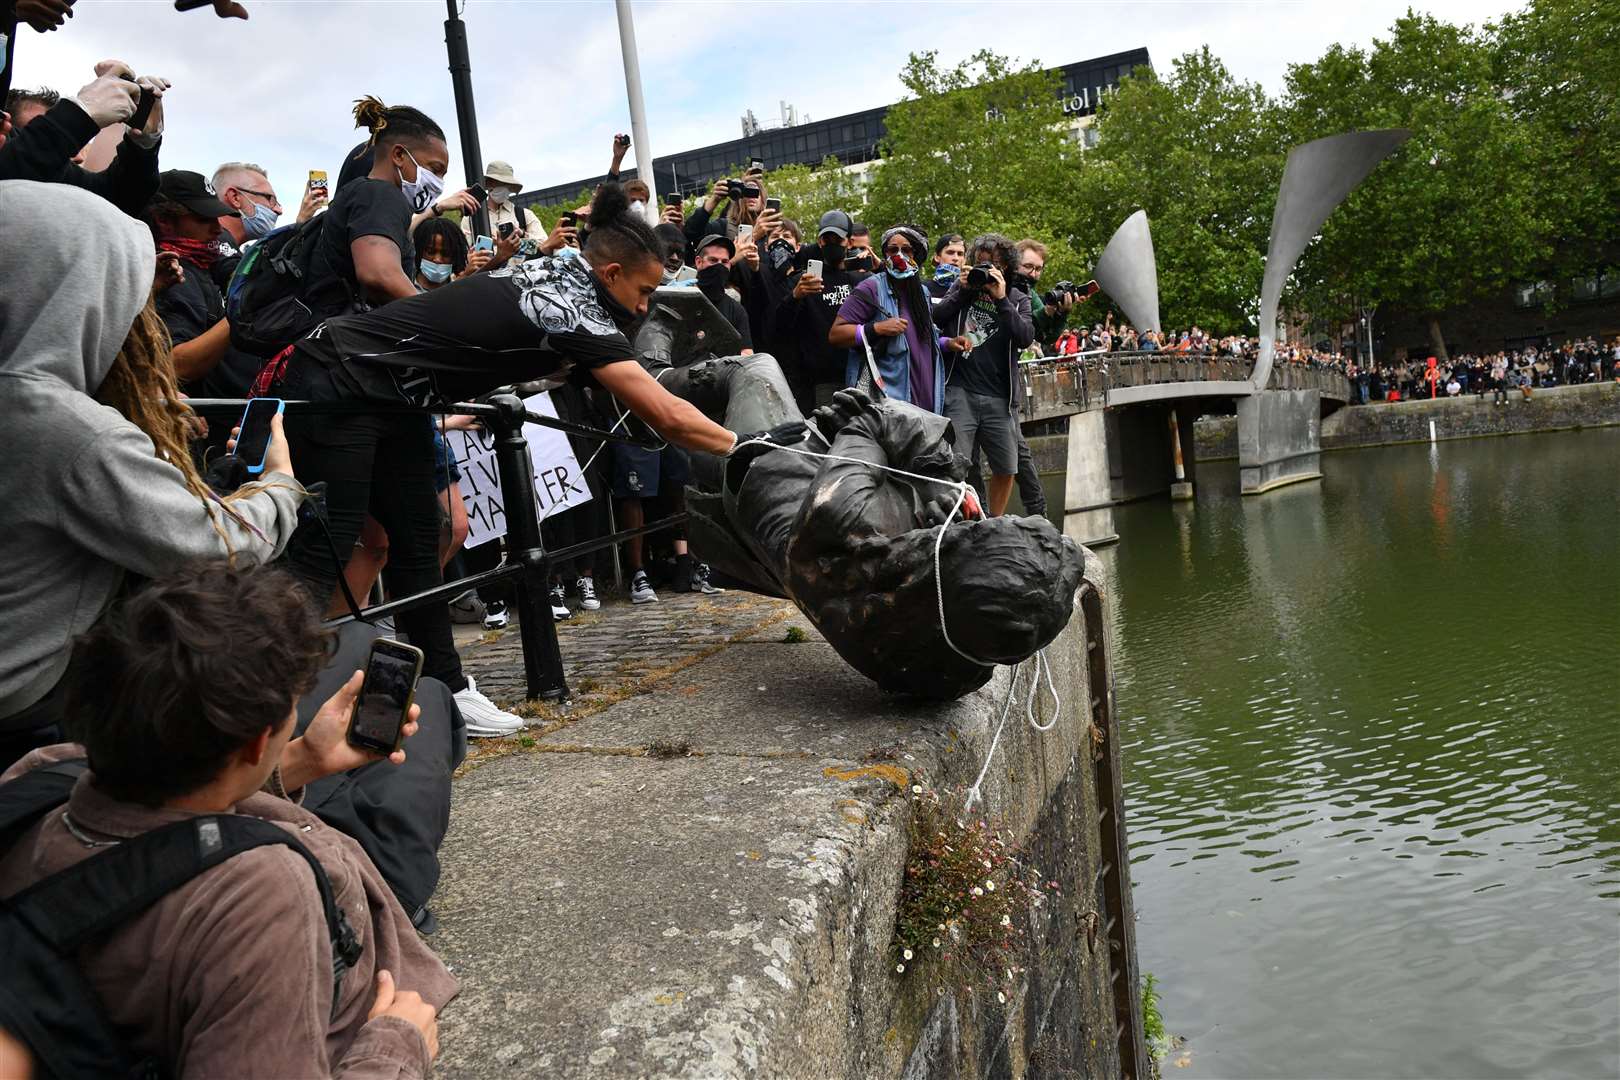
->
[1009, 272, 1035, 293]
[594, 278, 640, 333]
[820, 241, 846, 268]
[697, 262, 729, 298]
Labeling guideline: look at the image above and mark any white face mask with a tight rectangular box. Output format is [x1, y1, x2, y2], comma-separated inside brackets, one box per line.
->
[488, 185, 512, 206]
[398, 148, 445, 213]
[630, 199, 646, 216]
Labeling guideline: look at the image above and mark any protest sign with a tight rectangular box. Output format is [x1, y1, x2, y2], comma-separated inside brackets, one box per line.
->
[442, 392, 593, 548]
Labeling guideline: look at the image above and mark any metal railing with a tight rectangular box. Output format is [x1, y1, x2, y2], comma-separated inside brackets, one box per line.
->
[1018, 351, 1351, 422]
[187, 392, 683, 703]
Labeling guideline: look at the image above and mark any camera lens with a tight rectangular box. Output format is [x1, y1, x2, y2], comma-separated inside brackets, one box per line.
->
[967, 263, 991, 288]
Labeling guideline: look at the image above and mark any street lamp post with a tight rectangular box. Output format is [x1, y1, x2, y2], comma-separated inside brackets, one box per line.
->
[444, 0, 490, 238]
[614, 0, 657, 225]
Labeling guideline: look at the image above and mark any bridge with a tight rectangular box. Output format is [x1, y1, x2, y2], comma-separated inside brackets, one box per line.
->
[1013, 353, 1352, 547]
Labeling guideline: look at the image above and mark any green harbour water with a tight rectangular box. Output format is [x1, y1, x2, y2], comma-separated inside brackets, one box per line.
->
[1097, 427, 1620, 1078]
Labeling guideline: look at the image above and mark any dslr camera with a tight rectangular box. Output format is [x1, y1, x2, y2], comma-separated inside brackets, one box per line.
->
[966, 262, 995, 289]
[1042, 281, 1078, 308]
[726, 179, 762, 201]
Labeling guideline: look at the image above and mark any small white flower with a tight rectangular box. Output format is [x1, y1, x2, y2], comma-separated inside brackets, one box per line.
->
[997, 991, 1007, 1004]
[903, 948, 913, 960]
[936, 923, 946, 932]
[972, 886, 984, 897]
[911, 785, 923, 794]
[932, 937, 941, 948]
[896, 963, 905, 973]
[984, 860, 993, 870]
[985, 880, 996, 892]
[1000, 914, 1012, 927]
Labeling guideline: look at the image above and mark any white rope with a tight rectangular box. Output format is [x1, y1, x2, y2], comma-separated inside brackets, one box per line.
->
[732, 435, 1064, 812]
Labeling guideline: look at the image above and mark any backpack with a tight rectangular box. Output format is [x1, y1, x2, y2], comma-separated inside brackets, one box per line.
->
[0, 760, 363, 1080]
[224, 215, 334, 358]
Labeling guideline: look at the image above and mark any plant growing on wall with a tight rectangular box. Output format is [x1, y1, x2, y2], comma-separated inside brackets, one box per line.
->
[893, 784, 1057, 999]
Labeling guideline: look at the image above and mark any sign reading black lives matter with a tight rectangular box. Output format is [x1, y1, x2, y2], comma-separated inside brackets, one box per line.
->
[443, 392, 592, 548]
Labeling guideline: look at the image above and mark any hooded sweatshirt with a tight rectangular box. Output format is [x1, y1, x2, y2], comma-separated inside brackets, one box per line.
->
[0, 181, 306, 723]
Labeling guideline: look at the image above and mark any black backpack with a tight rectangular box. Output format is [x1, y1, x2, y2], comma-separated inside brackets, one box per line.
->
[0, 760, 363, 1080]
[224, 215, 334, 358]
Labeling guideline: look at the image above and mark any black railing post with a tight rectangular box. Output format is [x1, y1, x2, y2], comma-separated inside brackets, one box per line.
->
[487, 393, 568, 702]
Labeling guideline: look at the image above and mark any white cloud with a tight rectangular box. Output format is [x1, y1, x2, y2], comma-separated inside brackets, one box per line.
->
[9, 0, 1523, 209]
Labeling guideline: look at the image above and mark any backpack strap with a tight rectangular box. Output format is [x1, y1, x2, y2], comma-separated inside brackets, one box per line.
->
[0, 759, 87, 851]
[515, 202, 528, 232]
[1, 813, 364, 1078]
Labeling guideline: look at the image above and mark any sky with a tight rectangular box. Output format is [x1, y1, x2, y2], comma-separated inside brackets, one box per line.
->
[11, 0, 1525, 207]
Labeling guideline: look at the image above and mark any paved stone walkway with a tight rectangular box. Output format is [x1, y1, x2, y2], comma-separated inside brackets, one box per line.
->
[452, 589, 797, 768]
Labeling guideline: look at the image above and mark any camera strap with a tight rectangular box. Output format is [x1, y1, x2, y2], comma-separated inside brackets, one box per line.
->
[297, 483, 368, 622]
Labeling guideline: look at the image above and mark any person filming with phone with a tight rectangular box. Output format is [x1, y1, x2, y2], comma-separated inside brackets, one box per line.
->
[0, 562, 456, 1079]
[931, 232, 1036, 517]
[459, 159, 566, 265]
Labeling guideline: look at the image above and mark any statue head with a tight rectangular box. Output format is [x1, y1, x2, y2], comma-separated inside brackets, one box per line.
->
[936, 515, 1083, 665]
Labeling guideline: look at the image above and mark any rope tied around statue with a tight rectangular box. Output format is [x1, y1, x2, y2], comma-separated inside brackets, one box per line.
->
[728, 430, 1064, 812]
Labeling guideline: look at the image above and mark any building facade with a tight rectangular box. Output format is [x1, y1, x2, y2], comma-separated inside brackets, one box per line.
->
[519, 48, 1152, 209]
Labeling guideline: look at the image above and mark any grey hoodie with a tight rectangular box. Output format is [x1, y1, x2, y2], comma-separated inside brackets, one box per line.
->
[0, 181, 306, 722]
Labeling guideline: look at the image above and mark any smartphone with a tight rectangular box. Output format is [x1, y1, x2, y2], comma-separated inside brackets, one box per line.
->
[737, 223, 753, 244]
[234, 397, 284, 475]
[308, 169, 328, 195]
[128, 85, 155, 131]
[467, 183, 488, 204]
[667, 192, 683, 207]
[561, 211, 578, 227]
[346, 638, 424, 755]
[498, 221, 516, 239]
[765, 197, 781, 213]
[473, 235, 495, 253]
[805, 258, 823, 280]
[749, 157, 764, 172]
[1078, 280, 1101, 299]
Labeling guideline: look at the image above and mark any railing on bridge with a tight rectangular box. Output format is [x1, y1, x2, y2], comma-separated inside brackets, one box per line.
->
[1018, 351, 1350, 422]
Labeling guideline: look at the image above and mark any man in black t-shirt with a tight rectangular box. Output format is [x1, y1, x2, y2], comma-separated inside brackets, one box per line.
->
[768, 210, 870, 408]
[302, 175, 415, 319]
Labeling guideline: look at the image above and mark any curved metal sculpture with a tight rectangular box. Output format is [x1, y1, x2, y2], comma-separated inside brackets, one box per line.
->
[1092, 210, 1162, 335]
[1251, 129, 1410, 391]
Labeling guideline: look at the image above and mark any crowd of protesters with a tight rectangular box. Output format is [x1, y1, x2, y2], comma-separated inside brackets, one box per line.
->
[1345, 338, 1620, 404]
[5, 6, 1617, 1073]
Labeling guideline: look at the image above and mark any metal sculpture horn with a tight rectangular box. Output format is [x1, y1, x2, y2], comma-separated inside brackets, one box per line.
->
[1251, 129, 1410, 391]
[1092, 210, 1161, 335]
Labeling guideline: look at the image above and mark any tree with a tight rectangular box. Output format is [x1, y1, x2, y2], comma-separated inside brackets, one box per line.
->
[758, 156, 870, 234]
[1280, 14, 1552, 361]
[863, 50, 1080, 268]
[1070, 48, 1283, 336]
[1493, 0, 1620, 285]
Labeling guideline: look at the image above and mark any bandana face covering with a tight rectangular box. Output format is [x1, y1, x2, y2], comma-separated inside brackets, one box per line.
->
[885, 252, 918, 279]
[159, 234, 223, 269]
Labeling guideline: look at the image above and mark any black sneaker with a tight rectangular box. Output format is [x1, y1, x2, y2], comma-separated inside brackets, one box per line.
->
[694, 562, 725, 595]
[482, 601, 509, 630]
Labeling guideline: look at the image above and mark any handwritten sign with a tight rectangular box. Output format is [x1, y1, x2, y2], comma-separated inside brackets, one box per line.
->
[442, 392, 593, 549]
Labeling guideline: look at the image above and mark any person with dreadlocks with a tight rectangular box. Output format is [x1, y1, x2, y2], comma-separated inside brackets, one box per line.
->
[829, 225, 972, 414]
[0, 180, 306, 769]
[258, 181, 803, 726]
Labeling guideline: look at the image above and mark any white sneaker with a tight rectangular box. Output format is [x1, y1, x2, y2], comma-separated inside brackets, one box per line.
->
[629, 569, 658, 605]
[694, 562, 725, 595]
[482, 601, 509, 630]
[455, 676, 525, 738]
[549, 583, 572, 621]
[576, 576, 600, 611]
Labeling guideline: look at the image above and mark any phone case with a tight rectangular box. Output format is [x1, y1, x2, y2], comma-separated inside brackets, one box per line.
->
[348, 640, 424, 754]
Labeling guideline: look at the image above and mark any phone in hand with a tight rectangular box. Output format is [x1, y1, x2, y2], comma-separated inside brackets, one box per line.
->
[346, 638, 424, 756]
[128, 85, 155, 131]
[667, 192, 683, 207]
[561, 211, 578, 227]
[805, 258, 824, 280]
[749, 157, 764, 172]
[308, 170, 328, 195]
[1078, 280, 1101, 299]
[765, 197, 781, 213]
[498, 222, 516, 239]
[616, 133, 632, 149]
[473, 235, 495, 253]
[466, 183, 488, 204]
[736, 223, 753, 244]
[234, 397, 284, 476]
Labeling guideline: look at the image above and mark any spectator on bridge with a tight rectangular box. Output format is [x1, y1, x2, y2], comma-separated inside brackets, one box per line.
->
[0, 562, 455, 1079]
[933, 232, 1035, 517]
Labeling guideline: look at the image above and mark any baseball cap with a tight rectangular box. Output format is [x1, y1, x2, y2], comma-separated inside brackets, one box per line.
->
[158, 170, 234, 218]
[696, 233, 735, 258]
[817, 210, 853, 240]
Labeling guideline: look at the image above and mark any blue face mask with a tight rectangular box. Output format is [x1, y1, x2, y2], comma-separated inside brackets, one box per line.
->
[934, 262, 958, 283]
[419, 259, 453, 284]
[240, 200, 280, 240]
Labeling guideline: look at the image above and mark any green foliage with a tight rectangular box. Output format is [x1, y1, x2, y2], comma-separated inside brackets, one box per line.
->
[759, 157, 869, 233]
[1142, 972, 1169, 1058]
[1279, 14, 1553, 351]
[1071, 47, 1282, 335]
[864, 50, 1084, 284]
[893, 785, 1056, 997]
[781, 626, 808, 644]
